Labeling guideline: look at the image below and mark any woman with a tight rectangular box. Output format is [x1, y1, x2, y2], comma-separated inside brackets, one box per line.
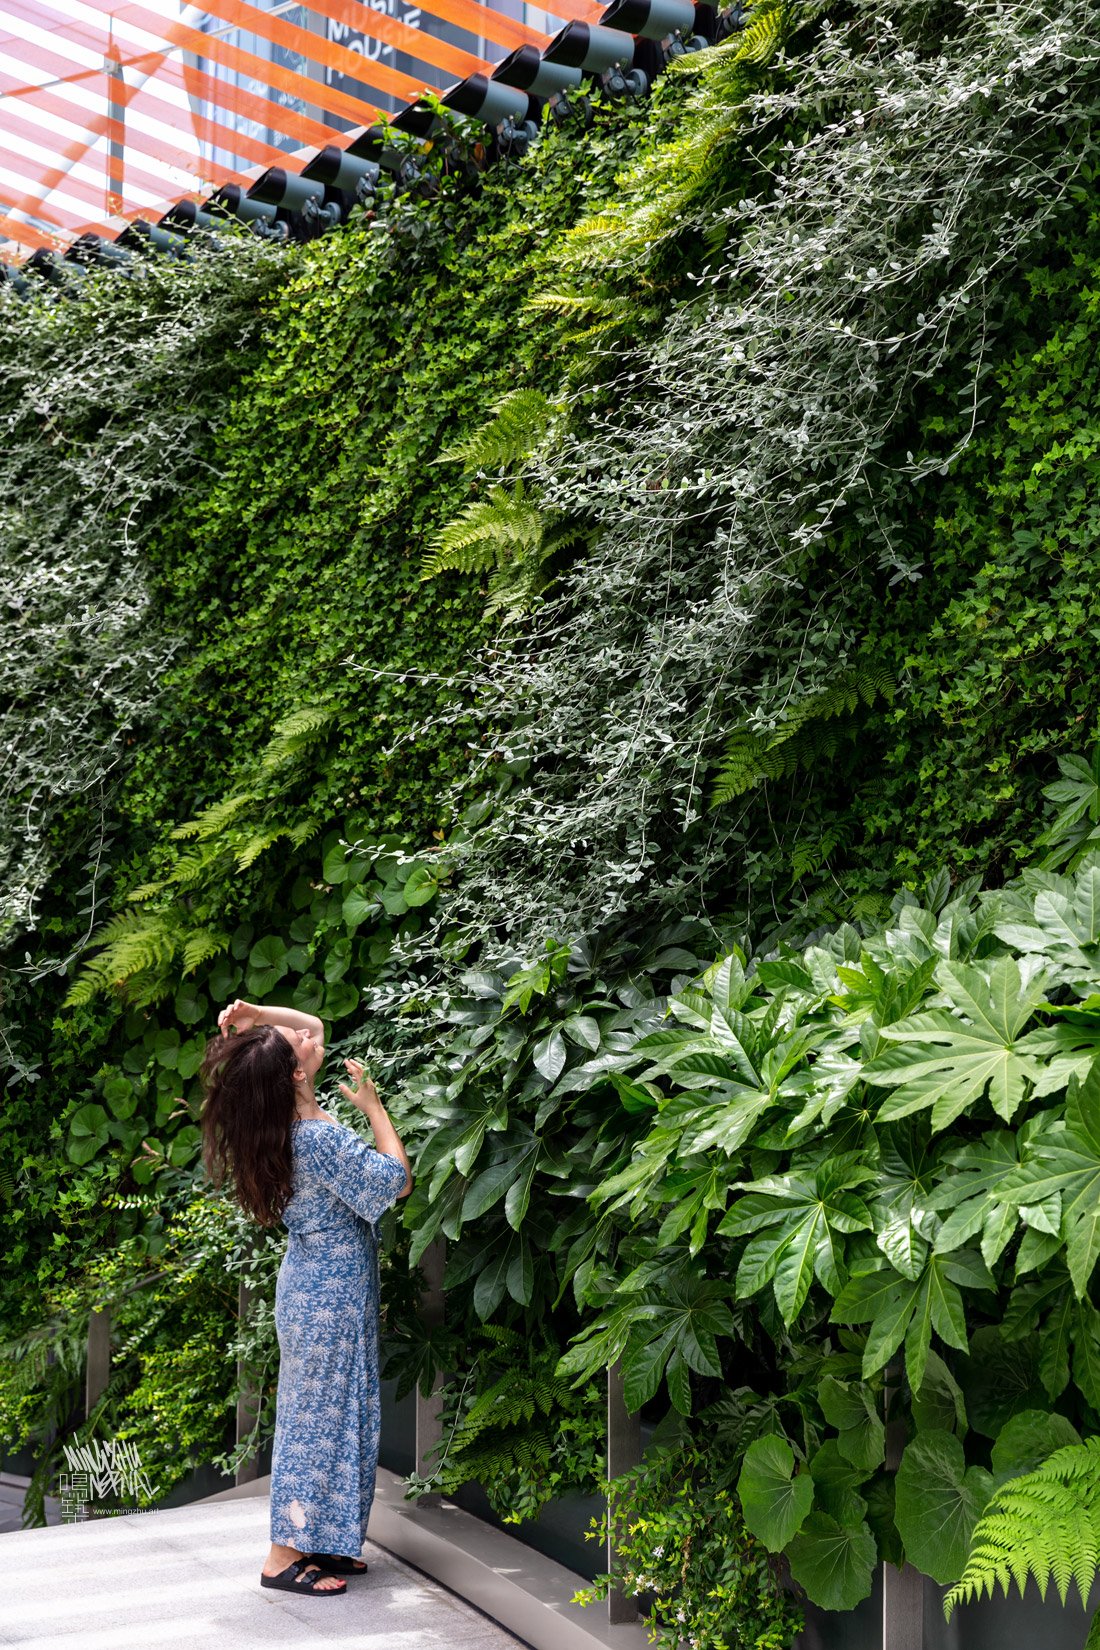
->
[200, 996, 412, 1598]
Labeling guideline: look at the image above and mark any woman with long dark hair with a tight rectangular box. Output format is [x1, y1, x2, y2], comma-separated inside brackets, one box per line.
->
[200, 996, 412, 1598]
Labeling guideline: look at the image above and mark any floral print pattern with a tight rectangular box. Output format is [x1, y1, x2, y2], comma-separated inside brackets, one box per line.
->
[269, 1116, 408, 1558]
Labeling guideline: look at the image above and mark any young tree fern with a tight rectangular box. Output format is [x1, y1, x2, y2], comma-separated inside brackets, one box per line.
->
[945, 1438, 1100, 1644]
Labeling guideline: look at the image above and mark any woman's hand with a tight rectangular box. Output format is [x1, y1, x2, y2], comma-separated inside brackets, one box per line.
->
[218, 998, 260, 1038]
[340, 1058, 413, 1195]
[339, 1058, 380, 1114]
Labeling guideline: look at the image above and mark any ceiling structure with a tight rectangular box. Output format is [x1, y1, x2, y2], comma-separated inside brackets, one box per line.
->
[0, 0, 603, 259]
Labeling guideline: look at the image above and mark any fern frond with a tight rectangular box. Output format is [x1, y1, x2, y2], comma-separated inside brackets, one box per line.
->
[420, 486, 545, 581]
[259, 706, 338, 776]
[181, 928, 229, 974]
[946, 1438, 1100, 1619]
[710, 666, 895, 805]
[235, 829, 289, 871]
[171, 791, 259, 842]
[65, 909, 180, 1005]
[436, 390, 557, 472]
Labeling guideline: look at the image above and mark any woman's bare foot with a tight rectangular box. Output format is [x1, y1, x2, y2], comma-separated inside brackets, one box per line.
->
[262, 1541, 344, 1591]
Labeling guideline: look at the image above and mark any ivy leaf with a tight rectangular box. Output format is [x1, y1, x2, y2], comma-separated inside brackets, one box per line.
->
[737, 1436, 814, 1551]
[785, 1513, 877, 1611]
[894, 1430, 994, 1583]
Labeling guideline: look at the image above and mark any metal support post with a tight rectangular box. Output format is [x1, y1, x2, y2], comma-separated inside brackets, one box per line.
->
[882, 1362, 923, 1650]
[415, 1236, 446, 1508]
[85, 1309, 111, 1418]
[607, 1359, 643, 1625]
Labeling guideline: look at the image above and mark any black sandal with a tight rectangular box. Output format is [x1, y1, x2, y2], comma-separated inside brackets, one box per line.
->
[305, 1551, 369, 1575]
[260, 1557, 348, 1594]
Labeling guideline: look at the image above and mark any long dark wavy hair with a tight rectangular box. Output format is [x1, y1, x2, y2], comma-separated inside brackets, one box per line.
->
[200, 1025, 299, 1227]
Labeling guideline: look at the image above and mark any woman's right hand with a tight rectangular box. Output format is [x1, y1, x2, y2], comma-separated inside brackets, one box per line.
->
[218, 998, 260, 1038]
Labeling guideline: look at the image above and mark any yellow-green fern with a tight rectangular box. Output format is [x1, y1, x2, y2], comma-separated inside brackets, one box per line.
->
[946, 1437, 1100, 1643]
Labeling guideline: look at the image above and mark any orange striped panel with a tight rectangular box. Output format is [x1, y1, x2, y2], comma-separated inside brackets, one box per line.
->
[0, 19, 340, 157]
[0, 45, 307, 178]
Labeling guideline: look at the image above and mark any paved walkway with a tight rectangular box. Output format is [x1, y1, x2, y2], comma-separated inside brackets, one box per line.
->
[0, 1494, 528, 1650]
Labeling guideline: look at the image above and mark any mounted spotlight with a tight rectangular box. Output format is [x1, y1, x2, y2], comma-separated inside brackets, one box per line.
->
[714, 2, 748, 41]
[491, 43, 583, 98]
[159, 199, 217, 234]
[302, 144, 381, 206]
[599, 0, 695, 37]
[440, 74, 540, 155]
[688, 3, 720, 46]
[0, 260, 30, 296]
[117, 219, 189, 259]
[208, 183, 287, 239]
[442, 74, 529, 128]
[391, 98, 438, 139]
[542, 20, 636, 76]
[66, 232, 133, 271]
[26, 248, 87, 290]
[248, 167, 342, 233]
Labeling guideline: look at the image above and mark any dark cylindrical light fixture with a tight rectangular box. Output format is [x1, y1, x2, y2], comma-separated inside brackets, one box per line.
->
[542, 21, 635, 72]
[160, 199, 216, 233]
[117, 219, 188, 258]
[247, 167, 325, 212]
[391, 99, 438, 138]
[67, 232, 132, 269]
[208, 183, 278, 224]
[492, 44, 583, 96]
[599, 0, 695, 37]
[441, 73, 530, 127]
[302, 144, 379, 192]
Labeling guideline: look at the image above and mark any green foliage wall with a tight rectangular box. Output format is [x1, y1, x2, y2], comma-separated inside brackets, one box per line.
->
[6, 5, 1100, 1646]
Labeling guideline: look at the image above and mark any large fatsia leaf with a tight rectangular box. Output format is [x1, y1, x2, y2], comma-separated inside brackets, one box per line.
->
[722, 1153, 874, 1325]
[785, 1512, 878, 1611]
[863, 957, 1049, 1129]
[737, 1435, 814, 1551]
[999, 1058, 1100, 1296]
[894, 1429, 994, 1584]
[831, 1250, 990, 1391]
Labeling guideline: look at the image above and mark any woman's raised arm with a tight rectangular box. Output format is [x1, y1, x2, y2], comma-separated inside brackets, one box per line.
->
[218, 998, 325, 1043]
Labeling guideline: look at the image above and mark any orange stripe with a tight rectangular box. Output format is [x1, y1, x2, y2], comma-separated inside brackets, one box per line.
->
[188, 0, 474, 98]
[294, 0, 545, 61]
[0, 210, 56, 250]
[269, 0, 488, 81]
[0, 21, 342, 155]
[112, 0, 412, 116]
[0, 115, 202, 226]
[0, 44, 296, 177]
[1, 1, 386, 137]
[0, 68, 271, 196]
[0, 105, 177, 210]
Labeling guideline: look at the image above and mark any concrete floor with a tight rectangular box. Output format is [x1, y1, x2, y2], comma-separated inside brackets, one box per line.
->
[0, 1494, 528, 1650]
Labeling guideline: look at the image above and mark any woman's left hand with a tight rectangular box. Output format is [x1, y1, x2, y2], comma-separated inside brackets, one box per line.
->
[339, 1058, 380, 1112]
[218, 998, 260, 1037]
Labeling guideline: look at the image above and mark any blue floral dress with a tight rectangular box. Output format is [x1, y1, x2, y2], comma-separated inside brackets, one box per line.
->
[269, 1115, 408, 1558]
